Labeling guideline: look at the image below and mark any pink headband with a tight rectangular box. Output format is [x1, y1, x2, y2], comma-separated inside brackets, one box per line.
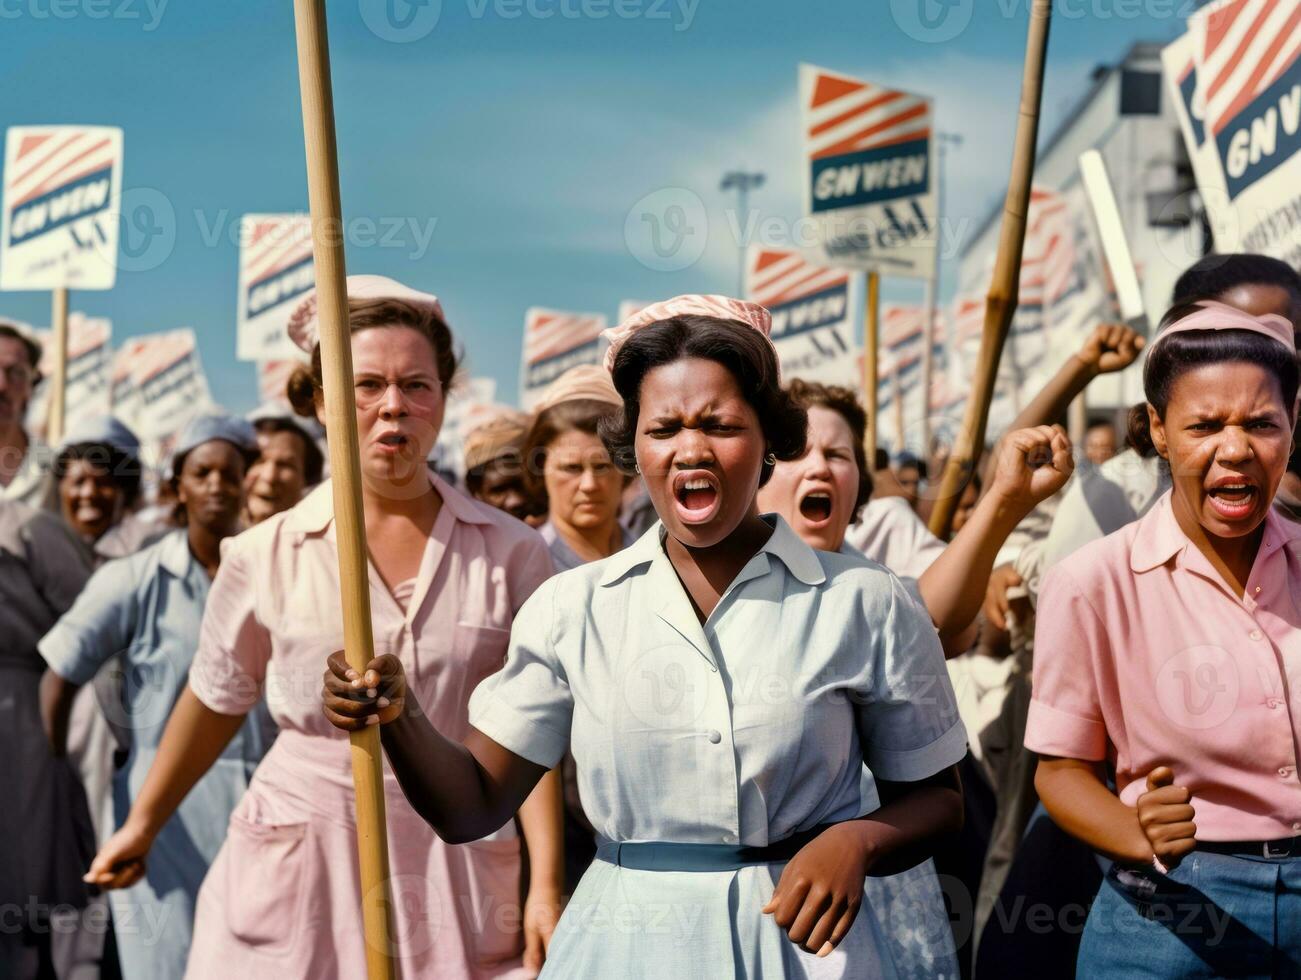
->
[288, 274, 446, 353]
[601, 294, 774, 372]
[1151, 300, 1295, 354]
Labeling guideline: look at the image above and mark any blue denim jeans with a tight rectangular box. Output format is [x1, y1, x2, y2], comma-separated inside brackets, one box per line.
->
[1077, 849, 1301, 978]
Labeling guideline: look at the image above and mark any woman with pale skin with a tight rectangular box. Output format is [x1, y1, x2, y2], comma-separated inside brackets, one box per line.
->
[84, 276, 563, 979]
[523, 365, 633, 572]
[242, 404, 324, 525]
[1028, 301, 1301, 976]
[759, 379, 1073, 658]
[756, 379, 1072, 977]
[322, 295, 969, 978]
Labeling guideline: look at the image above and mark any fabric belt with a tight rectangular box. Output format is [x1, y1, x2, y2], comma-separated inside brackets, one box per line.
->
[1198, 835, 1301, 859]
[595, 825, 834, 872]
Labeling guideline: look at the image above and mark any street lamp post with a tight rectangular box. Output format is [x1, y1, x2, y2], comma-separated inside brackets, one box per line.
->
[720, 170, 765, 298]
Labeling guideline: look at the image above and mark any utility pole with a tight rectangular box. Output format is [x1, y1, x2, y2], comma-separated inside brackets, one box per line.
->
[720, 170, 765, 297]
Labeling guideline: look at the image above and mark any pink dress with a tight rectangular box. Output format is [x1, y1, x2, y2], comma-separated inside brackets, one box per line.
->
[184, 476, 553, 979]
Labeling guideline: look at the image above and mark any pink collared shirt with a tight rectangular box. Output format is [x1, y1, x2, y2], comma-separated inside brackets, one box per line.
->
[1026, 491, 1301, 842]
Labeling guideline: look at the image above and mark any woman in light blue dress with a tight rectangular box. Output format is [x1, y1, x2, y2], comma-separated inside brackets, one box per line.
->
[756, 379, 1073, 978]
[323, 297, 969, 977]
[39, 413, 272, 980]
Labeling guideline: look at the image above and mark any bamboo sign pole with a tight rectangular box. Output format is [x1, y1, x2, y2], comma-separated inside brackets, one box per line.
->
[47, 286, 69, 445]
[928, 0, 1053, 538]
[864, 270, 881, 465]
[291, 1, 396, 976]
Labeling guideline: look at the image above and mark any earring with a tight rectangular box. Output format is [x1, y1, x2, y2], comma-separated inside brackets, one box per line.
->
[764, 452, 777, 466]
[634, 462, 641, 474]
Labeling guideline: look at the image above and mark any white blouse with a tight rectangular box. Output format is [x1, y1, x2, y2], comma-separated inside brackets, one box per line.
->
[469, 514, 966, 978]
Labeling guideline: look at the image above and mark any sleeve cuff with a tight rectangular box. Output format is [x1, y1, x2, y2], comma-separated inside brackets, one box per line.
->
[865, 717, 968, 782]
[37, 632, 101, 687]
[1024, 698, 1107, 760]
[469, 692, 568, 770]
[187, 665, 262, 717]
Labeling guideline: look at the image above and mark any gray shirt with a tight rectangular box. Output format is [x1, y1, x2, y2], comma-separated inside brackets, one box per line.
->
[0, 499, 90, 670]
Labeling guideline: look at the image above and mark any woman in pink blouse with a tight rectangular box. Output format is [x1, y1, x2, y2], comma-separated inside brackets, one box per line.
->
[85, 276, 563, 979]
[1026, 300, 1301, 977]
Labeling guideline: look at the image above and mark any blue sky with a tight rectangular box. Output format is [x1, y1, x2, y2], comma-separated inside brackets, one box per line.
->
[1, 0, 1198, 412]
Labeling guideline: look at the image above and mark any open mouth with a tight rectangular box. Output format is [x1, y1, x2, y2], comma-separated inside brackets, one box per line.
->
[1207, 481, 1258, 520]
[672, 473, 721, 524]
[376, 432, 409, 451]
[798, 490, 833, 525]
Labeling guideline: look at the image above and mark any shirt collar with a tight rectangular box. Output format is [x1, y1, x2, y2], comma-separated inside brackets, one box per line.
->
[1129, 489, 1301, 574]
[597, 513, 827, 587]
[284, 471, 492, 536]
[157, 529, 195, 579]
[1, 435, 50, 500]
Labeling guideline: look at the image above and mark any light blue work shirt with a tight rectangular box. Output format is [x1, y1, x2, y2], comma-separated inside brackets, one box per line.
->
[470, 515, 967, 978]
[40, 529, 272, 980]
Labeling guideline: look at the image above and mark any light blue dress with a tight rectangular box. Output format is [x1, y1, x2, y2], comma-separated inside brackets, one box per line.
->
[838, 540, 960, 980]
[40, 529, 273, 980]
[469, 516, 968, 978]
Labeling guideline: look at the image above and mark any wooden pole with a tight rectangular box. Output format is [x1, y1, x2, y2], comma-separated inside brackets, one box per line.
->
[928, 0, 1053, 538]
[920, 278, 936, 458]
[864, 271, 880, 466]
[892, 372, 905, 455]
[1068, 392, 1088, 447]
[291, 2, 396, 975]
[47, 288, 69, 445]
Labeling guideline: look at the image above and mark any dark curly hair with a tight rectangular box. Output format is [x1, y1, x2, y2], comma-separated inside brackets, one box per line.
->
[598, 315, 807, 487]
[53, 442, 143, 510]
[784, 378, 873, 523]
[286, 297, 461, 419]
[0, 323, 42, 385]
[1127, 302, 1300, 457]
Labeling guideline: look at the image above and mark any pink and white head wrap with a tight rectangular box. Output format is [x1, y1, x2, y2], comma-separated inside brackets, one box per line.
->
[1150, 300, 1295, 355]
[287, 274, 447, 354]
[601, 294, 774, 373]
